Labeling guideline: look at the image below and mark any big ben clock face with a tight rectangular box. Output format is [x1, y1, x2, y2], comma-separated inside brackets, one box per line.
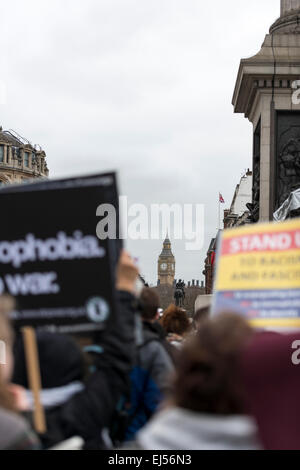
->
[160, 263, 167, 271]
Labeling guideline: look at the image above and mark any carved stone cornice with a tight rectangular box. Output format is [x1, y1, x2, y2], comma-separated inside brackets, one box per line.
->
[270, 8, 300, 34]
[232, 34, 300, 119]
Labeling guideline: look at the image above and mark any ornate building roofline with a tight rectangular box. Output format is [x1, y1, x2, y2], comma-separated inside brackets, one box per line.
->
[0, 126, 49, 183]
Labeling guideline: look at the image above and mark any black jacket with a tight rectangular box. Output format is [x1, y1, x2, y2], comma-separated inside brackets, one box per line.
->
[14, 290, 136, 449]
[56, 290, 136, 449]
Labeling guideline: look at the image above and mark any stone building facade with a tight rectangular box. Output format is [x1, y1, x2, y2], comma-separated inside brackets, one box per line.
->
[203, 232, 221, 295]
[204, 171, 252, 295]
[232, 0, 300, 222]
[204, 171, 253, 294]
[0, 127, 49, 185]
[223, 170, 253, 228]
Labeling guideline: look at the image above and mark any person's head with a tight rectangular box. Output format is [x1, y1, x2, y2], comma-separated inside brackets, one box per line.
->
[172, 313, 254, 415]
[193, 306, 210, 330]
[139, 288, 160, 322]
[161, 304, 190, 337]
[13, 331, 85, 389]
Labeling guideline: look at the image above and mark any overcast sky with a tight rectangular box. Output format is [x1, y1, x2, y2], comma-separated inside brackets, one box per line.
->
[0, 0, 279, 284]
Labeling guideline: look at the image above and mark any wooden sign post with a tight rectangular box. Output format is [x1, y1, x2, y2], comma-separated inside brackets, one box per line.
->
[22, 327, 46, 435]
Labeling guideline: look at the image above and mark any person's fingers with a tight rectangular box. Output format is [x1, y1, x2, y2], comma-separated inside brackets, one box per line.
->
[118, 250, 138, 273]
[116, 250, 139, 293]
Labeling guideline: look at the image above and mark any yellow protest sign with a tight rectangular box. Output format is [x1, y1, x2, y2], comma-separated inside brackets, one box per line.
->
[212, 219, 300, 330]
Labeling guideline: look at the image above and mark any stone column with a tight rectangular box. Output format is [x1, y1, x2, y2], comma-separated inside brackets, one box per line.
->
[7, 146, 11, 165]
[281, 0, 300, 16]
[20, 149, 24, 169]
[233, 0, 300, 222]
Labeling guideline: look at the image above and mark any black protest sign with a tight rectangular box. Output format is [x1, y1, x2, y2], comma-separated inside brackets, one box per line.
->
[0, 173, 121, 334]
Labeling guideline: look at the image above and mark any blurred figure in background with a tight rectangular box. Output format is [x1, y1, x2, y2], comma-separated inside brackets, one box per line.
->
[13, 331, 87, 448]
[241, 331, 300, 450]
[139, 289, 178, 363]
[193, 306, 210, 332]
[129, 313, 261, 450]
[125, 288, 174, 441]
[13, 250, 139, 449]
[161, 305, 191, 349]
[0, 302, 39, 450]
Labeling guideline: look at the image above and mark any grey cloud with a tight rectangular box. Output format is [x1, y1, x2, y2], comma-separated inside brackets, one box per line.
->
[0, 0, 278, 284]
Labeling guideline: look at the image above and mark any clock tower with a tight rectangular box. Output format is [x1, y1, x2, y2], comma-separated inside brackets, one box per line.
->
[157, 235, 175, 285]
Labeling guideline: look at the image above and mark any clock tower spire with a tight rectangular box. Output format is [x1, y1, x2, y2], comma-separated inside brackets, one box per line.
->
[157, 234, 175, 285]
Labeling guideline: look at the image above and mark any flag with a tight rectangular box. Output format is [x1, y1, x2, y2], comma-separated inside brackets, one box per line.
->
[219, 193, 225, 204]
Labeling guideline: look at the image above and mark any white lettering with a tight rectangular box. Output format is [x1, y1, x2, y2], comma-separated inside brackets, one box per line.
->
[5, 272, 60, 296]
[0, 232, 105, 268]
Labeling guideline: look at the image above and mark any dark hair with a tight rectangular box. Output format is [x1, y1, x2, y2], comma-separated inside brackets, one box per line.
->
[13, 331, 85, 389]
[194, 306, 210, 326]
[140, 288, 160, 321]
[173, 313, 253, 415]
[161, 304, 190, 336]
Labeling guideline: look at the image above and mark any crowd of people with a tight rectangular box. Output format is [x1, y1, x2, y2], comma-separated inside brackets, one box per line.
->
[0, 250, 299, 450]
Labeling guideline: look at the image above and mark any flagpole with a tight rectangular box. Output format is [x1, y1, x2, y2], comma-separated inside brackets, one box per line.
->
[218, 193, 224, 230]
